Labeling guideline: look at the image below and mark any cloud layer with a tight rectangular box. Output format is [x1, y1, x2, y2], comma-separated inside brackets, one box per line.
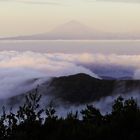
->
[0, 51, 98, 99]
[1, 51, 140, 99]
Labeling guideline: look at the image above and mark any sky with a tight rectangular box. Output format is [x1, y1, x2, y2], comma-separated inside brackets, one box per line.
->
[0, 0, 140, 37]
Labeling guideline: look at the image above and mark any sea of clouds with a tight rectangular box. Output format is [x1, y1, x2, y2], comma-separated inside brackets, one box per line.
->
[1, 51, 140, 100]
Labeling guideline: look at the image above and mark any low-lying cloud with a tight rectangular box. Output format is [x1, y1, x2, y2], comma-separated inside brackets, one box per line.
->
[1, 51, 140, 99]
[0, 51, 99, 99]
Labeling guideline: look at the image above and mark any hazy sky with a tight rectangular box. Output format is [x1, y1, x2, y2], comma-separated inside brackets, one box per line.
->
[0, 0, 140, 37]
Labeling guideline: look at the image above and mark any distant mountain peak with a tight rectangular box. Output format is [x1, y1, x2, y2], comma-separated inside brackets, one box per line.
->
[63, 20, 84, 26]
[1, 20, 140, 40]
[50, 20, 93, 36]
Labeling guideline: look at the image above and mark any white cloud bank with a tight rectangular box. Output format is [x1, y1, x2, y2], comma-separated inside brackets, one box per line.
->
[0, 51, 99, 99]
[1, 51, 140, 99]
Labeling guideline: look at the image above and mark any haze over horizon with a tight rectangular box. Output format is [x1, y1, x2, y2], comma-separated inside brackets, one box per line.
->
[1, 20, 140, 40]
[0, 0, 140, 37]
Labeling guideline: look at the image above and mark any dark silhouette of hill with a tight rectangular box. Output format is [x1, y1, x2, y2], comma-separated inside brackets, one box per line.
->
[48, 73, 116, 104]
[2, 73, 140, 107]
[47, 73, 140, 104]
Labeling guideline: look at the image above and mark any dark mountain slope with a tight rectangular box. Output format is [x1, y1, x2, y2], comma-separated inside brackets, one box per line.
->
[2, 73, 140, 107]
[48, 73, 116, 104]
[46, 73, 140, 104]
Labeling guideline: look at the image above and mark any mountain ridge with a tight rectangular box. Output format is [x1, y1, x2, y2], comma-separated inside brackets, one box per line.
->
[1, 73, 140, 107]
[1, 21, 140, 40]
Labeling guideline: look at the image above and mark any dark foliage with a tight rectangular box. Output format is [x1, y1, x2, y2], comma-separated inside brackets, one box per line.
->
[0, 89, 140, 140]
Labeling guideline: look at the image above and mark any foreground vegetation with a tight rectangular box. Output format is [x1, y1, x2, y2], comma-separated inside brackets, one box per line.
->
[0, 90, 140, 140]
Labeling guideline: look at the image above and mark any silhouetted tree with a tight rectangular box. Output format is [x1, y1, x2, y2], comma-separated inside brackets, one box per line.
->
[0, 91, 139, 140]
[17, 88, 44, 124]
[81, 105, 103, 125]
[0, 106, 6, 139]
